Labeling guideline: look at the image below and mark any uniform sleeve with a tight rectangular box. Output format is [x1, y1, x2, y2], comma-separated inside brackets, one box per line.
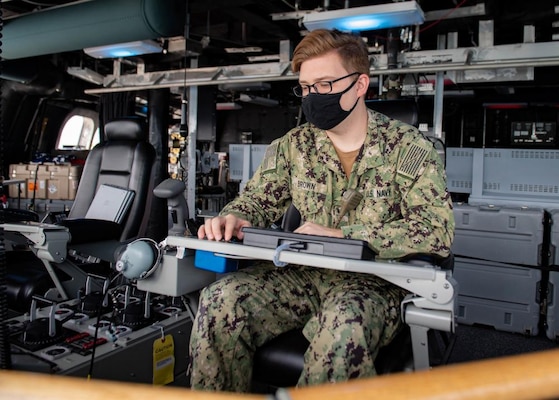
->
[219, 137, 292, 227]
[342, 134, 455, 260]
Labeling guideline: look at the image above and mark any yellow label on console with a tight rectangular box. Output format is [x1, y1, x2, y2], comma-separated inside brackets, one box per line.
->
[153, 334, 175, 385]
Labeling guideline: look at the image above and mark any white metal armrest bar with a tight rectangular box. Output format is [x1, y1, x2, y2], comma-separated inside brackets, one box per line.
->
[166, 236, 457, 370]
[165, 236, 456, 308]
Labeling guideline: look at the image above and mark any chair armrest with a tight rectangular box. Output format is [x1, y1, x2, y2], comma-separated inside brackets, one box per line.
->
[399, 253, 454, 270]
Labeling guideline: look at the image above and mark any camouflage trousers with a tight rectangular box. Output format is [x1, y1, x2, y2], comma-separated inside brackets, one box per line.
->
[189, 262, 407, 392]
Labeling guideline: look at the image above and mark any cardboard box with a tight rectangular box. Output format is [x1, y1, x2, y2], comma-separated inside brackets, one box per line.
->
[48, 163, 71, 176]
[68, 175, 79, 200]
[7, 180, 27, 199]
[67, 165, 82, 200]
[8, 163, 30, 198]
[28, 163, 49, 177]
[10, 163, 30, 176]
[27, 176, 48, 199]
[69, 165, 82, 177]
[46, 163, 70, 199]
[47, 177, 69, 200]
[9, 163, 82, 200]
[27, 163, 48, 199]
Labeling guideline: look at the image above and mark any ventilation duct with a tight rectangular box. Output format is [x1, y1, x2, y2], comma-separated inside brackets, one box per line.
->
[2, 0, 186, 60]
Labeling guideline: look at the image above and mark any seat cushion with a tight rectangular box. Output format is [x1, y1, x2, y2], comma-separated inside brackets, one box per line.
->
[252, 329, 309, 388]
[252, 325, 413, 389]
[58, 218, 122, 244]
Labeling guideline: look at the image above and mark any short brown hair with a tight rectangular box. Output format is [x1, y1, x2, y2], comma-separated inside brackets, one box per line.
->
[291, 29, 370, 75]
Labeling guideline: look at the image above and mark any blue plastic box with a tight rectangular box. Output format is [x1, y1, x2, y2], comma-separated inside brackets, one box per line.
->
[194, 250, 238, 273]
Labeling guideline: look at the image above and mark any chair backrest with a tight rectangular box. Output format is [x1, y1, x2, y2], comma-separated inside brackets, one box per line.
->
[68, 116, 156, 241]
[280, 203, 301, 232]
[366, 99, 419, 127]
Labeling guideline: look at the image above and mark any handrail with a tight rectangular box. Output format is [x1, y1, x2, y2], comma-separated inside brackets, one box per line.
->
[0, 370, 263, 400]
[284, 348, 559, 400]
[3, 349, 559, 399]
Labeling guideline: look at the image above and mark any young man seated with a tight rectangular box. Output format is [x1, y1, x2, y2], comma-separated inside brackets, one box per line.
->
[189, 28, 455, 392]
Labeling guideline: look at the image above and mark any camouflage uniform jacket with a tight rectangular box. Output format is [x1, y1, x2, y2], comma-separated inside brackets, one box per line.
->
[221, 109, 455, 260]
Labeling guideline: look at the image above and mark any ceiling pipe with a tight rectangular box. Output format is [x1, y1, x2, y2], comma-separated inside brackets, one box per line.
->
[2, 0, 186, 60]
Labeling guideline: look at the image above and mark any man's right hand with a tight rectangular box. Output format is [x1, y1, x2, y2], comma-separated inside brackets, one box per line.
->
[197, 214, 252, 242]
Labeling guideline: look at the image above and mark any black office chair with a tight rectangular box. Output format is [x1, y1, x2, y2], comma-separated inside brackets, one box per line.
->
[61, 116, 156, 243]
[4, 116, 158, 310]
[366, 99, 419, 127]
[251, 204, 455, 392]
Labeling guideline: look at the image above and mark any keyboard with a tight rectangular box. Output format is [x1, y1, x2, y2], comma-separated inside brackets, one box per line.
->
[241, 227, 376, 260]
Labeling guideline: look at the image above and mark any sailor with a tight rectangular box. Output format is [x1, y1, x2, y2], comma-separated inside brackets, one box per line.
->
[190, 28, 454, 392]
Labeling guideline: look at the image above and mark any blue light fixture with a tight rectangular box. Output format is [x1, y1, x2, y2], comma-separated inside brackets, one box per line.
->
[84, 40, 163, 59]
[302, 1, 424, 32]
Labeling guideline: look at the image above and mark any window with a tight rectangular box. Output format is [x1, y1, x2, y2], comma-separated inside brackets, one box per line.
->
[56, 112, 99, 150]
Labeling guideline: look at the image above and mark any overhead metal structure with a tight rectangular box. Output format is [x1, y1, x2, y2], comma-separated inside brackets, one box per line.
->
[84, 38, 559, 94]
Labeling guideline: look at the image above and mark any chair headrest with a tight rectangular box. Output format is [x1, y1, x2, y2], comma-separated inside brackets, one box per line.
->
[366, 99, 419, 127]
[104, 117, 147, 142]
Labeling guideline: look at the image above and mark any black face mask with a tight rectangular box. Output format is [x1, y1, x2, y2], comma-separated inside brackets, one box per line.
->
[301, 79, 359, 130]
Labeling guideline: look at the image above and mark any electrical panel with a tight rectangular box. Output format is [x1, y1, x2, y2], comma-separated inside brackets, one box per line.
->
[511, 121, 556, 145]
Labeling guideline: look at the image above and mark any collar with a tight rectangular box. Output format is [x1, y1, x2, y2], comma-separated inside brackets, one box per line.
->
[312, 109, 387, 174]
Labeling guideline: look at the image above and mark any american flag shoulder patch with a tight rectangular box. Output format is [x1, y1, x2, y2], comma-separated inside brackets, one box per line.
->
[260, 142, 278, 172]
[397, 141, 431, 179]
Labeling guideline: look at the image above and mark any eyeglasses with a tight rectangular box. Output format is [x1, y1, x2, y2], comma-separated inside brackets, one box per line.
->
[292, 72, 360, 98]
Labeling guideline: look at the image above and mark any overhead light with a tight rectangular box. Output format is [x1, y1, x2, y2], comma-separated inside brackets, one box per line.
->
[302, 1, 424, 32]
[238, 94, 279, 107]
[66, 66, 105, 85]
[84, 39, 163, 59]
